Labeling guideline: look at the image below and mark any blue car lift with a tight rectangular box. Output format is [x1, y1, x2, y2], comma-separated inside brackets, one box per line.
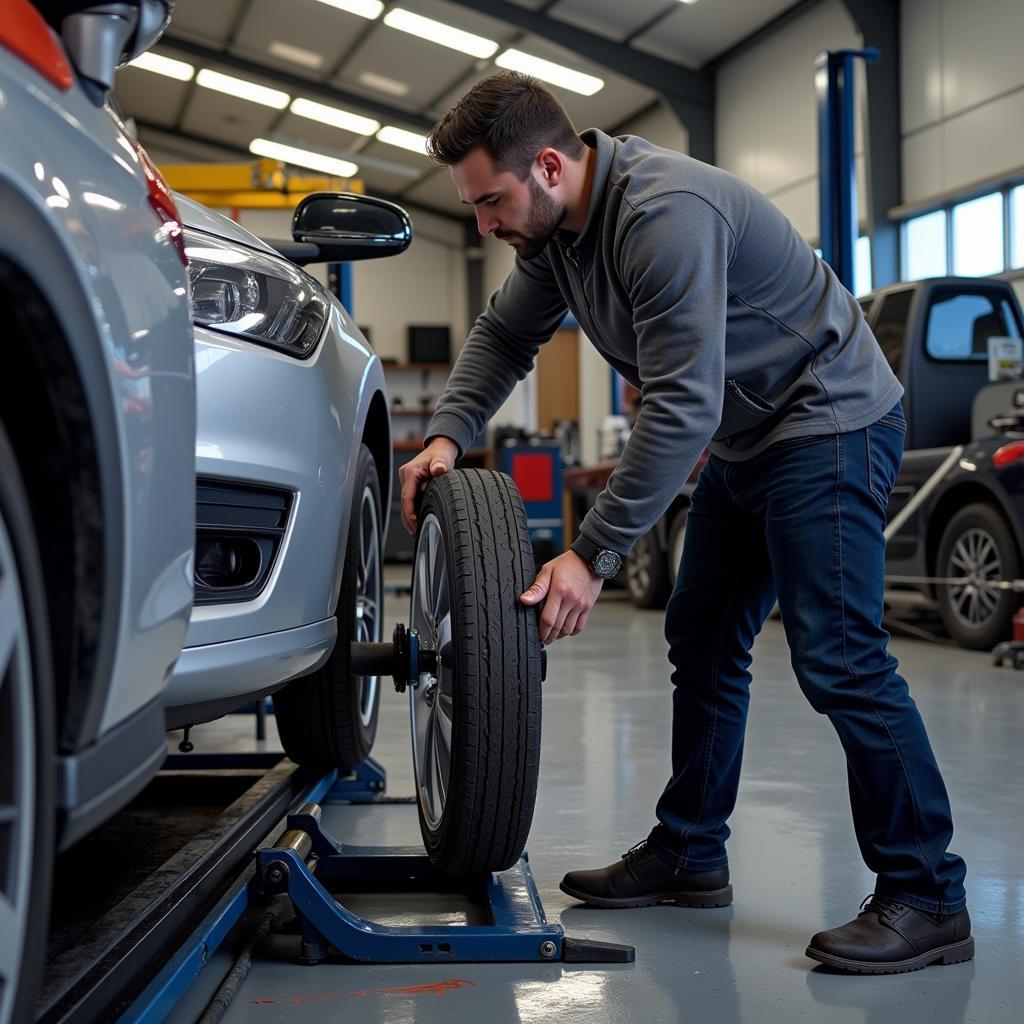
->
[125, 626, 631, 1021]
[255, 759, 633, 966]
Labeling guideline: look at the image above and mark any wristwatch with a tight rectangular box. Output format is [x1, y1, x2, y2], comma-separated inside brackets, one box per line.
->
[571, 537, 623, 579]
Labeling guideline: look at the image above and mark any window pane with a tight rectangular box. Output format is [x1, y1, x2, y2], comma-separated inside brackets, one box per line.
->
[952, 192, 1004, 276]
[925, 291, 1019, 361]
[854, 235, 872, 296]
[904, 210, 947, 280]
[872, 288, 915, 374]
[1012, 184, 1024, 270]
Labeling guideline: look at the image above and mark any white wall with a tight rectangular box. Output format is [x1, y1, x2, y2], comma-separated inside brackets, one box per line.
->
[714, 0, 866, 242]
[615, 102, 689, 155]
[481, 233, 538, 432]
[901, 0, 1024, 205]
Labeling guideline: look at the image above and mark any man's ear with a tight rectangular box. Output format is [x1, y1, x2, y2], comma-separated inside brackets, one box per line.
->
[537, 148, 564, 187]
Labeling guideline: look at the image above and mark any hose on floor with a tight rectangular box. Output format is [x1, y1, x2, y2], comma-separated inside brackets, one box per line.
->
[196, 910, 277, 1024]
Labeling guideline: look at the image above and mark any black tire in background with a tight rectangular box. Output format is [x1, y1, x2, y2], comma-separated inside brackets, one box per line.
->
[936, 502, 1021, 650]
[666, 507, 689, 590]
[0, 424, 56, 1024]
[410, 470, 542, 876]
[274, 445, 383, 769]
[625, 528, 671, 609]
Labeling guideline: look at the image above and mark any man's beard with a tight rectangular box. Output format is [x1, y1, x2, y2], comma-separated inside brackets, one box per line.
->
[496, 175, 567, 260]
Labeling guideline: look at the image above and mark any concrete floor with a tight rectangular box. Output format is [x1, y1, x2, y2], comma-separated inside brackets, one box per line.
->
[168, 572, 1024, 1024]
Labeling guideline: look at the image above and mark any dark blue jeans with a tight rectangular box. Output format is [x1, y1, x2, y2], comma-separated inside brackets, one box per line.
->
[648, 405, 968, 914]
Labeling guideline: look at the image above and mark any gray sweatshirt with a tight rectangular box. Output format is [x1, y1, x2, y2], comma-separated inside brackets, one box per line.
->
[426, 128, 903, 557]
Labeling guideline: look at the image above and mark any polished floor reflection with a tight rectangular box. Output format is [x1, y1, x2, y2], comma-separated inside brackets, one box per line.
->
[169, 578, 1023, 1024]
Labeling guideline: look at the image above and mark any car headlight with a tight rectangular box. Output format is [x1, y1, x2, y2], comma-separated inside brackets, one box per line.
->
[184, 230, 329, 358]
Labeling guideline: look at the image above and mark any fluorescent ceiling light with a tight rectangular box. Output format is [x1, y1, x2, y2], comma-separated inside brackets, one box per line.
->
[127, 51, 194, 81]
[249, 138, 359, 177]
[291, 97, 379, 135]
[495, 49, 603, 96]
[376, 126, 428, 155]
[316, 0, 384, 17]
[358, 70, 409, 97]
[268, 41, 325, 69]
[678, 1, 699, 5]
[383, 9, 498, 59]
[196, 69, 290, 109]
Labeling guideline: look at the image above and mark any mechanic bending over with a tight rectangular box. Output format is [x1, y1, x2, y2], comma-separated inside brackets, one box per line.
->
[398, 71, 971, 975]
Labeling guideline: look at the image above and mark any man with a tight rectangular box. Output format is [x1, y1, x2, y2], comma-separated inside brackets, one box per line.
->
[399, 71, 971, 974]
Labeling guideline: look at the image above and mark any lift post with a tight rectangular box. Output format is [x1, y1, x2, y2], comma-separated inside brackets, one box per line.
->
[256, 766, 634, 966]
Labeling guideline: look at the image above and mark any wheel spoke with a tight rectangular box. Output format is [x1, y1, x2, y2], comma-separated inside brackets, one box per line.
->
[949, 551, 971, 573]
[0, 893, 23, 983]
[432, 716, 448, 807]
[0, 570, 19, 683]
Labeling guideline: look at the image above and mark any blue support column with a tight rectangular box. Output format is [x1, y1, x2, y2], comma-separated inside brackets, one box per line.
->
[816, 48, 878, 292]
[328, 262, 354, 313]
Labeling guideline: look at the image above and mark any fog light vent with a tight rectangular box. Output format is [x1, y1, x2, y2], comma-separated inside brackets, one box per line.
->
[194, 478, 292, 605]
[195, 537, 262, 590]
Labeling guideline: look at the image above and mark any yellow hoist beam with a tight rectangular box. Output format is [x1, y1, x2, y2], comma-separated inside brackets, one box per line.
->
[161, 159, 364, 209]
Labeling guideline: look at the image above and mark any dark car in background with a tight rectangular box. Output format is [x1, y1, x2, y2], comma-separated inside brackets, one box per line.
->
[862, 277, 1024, 648]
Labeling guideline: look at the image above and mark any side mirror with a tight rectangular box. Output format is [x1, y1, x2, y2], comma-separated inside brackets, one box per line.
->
[291, 193, 413, 263]
[63, 0, 173, 91]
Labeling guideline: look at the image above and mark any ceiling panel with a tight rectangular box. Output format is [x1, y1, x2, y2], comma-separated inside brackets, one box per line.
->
[549, 0, 672, 44]
[168, 0, 246, 44]
[114, 65, 190, 127]
[231, 0, 367, 76]
[402, 165, 471, 216]
[359, 137, 436, 173]
[632, 0, 796, 67]
[271, 111, 368, 152]
[179, 88, 281, 151]
[337, 24, 483, 112]
[355, 160, 429, 197]
[427, 35, 655, 133]
[413, 0, 525, 43]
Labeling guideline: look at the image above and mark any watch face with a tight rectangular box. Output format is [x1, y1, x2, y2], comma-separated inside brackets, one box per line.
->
[593, 550, 622, 577]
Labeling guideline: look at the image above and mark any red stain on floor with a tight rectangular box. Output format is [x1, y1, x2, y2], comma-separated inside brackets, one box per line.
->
[375, 978, 476, 997]
[252, 977, 476, 1007]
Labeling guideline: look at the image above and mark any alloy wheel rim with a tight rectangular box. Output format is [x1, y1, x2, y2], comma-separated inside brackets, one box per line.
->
[0, 509, 34, 1021]
[947, 527, 1002, 628]
[409, 514, 454, 830]
[627, 535, 652, 597]
[669, 515, 687, 587]
[354, 485, 382, 727]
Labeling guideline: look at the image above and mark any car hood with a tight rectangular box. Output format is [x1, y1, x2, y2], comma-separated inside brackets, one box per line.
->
[174, 192, 276, 254]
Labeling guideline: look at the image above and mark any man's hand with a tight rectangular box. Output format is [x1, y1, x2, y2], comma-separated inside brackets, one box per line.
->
[520, 549, 603, 644]
[399, 437, 459, 534]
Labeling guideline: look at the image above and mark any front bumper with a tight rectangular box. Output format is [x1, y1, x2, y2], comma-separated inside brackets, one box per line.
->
[165, 617, 336, 728]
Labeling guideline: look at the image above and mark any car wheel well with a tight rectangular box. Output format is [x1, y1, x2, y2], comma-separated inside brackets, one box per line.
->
[926, 483, 1020, 578]
[0, 258, 103, 752]
[361, 390, 392, 514]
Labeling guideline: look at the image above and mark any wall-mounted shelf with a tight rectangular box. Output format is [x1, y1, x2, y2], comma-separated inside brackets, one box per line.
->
[390, 406, 438, 417]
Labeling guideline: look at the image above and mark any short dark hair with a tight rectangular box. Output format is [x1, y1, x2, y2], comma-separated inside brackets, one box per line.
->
[426, 71, 584, 180]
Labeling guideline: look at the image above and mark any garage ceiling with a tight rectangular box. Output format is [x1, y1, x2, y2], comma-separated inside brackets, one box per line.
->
[115, 0, 802, 217]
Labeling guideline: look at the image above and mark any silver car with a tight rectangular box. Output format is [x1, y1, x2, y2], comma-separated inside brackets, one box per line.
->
[165, 193, 409, 769]
[0, 1, 193, 1019]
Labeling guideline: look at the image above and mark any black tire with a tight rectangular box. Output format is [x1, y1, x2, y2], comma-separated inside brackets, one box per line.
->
[666, 507, 689, 590]
[410, 470, 542, 875]
[274, 445, 383, 769]
[936, 502, 1021, 650]
[0, 424, 56, 1024]
[625, 527, 671, 609]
